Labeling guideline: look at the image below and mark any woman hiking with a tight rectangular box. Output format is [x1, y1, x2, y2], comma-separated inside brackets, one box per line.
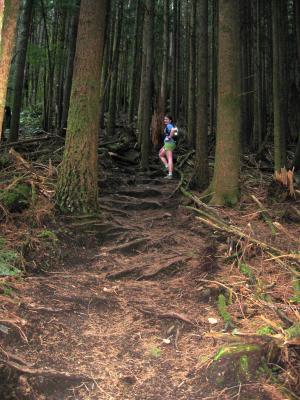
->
[159, 114, 177, 179]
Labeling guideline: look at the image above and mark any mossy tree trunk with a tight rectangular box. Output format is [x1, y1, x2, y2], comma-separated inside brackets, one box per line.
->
[0, 0, 20, 141]
[209, 0, 241, 206]
[55, 0, 107, 214]
[194, 0, 209, 189]
[139, 0, 154, 170]
[9, 0, 33, 143]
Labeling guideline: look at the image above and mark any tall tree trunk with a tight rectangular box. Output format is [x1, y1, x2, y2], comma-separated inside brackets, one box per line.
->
[252, 0, 263, 151]
[240, 0, 252, 151]
[170, 0, 178, 118]
[0, 0, 20, 141]
[54, 5, 67, 133]
[55, 0, 107, 214]
[292, 0, 300, 170]
[210, 0, 218, 137]
[187, 0, 196, 147]
[128, 0, 141, 123]
[272, 0, 288, 171]
[209, 0, 241, 206]
[139, 0, 154, 170]
[194, 0, 209, 189]
[60, 1, 80, 135]
[159, 0, 168, 114]
[9, 0, 33, 143]
[106, 0, 123, 138]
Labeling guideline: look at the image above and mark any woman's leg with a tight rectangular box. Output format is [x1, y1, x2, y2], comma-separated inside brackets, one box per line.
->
[159, 147, 168, 168]
[166, 150, 173, 174]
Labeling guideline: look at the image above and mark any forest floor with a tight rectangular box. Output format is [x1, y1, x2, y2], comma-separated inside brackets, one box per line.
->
[0, 136, 300, 400]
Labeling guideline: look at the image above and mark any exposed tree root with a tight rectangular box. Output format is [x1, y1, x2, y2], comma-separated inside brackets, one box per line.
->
[138, 256, 189, 279]
[0, 357, 90, 380]
[106, 237, 149, 254]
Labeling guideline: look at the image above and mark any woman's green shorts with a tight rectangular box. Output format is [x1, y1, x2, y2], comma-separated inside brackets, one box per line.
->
[164, 141, 176, 151]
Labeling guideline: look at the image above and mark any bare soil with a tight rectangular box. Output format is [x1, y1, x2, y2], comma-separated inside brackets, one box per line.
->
[0, 162, 300, 400]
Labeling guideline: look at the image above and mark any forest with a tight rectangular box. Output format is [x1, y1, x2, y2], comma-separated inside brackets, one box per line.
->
[0, 0, 300, 399]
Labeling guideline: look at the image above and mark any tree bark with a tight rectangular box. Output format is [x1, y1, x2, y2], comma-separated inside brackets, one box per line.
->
[60, 1, 80, 135]
[0, 0, 20, 141]
[194, 0, 209, 189]
[106, 0, 123, 138]
[187, 0, 196, 147]
[9, 0, 33, 143]
[139, 0, 154, 170]
[209, 0, 241, 206]
[272, 0, 288, 171]
[55, 0, 107, 214]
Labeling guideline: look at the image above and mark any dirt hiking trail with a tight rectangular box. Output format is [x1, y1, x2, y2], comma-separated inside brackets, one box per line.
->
[0, 165, 297, 400]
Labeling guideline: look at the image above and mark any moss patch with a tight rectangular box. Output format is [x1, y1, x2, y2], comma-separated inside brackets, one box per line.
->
[207, 343, 274, 388]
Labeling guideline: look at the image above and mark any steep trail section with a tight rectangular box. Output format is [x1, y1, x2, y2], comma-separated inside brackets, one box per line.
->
[0, 167, 275, 400]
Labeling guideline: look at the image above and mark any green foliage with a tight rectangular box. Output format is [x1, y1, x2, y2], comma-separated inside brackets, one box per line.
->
[290, 279, 300, 304]
[217, 294, 233, 327]
[0, 183, 31, 211]
[213, 344, 261, 362]
[239, 355, 250, 378]
[37, 229, 58, 242]
[239, 262, 253, 278]
[0, 153, 10, 168]
[238, 262, 257, 285]
[285, 323, 300, 340]
[19, 108, 42, 134]
[0, 250, 21, 276]
[148, 346, 162, 358]
[256, 326, 276, 335]
[26, 43, 47, 66]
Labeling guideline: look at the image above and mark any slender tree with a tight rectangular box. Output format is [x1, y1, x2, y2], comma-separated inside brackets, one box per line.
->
[272, 0, 288, 171]
[194, 0, 209, 189]
[60, 0, 80, 134]
[9, 0, 33, 143]
[0, 0, 20, 140]
[106, 0, 123, 138]
[139, 0, 154, 170]
[209, 0, 241, 206]
[187, 0, 196, 147]
[55, 0, 107, 213]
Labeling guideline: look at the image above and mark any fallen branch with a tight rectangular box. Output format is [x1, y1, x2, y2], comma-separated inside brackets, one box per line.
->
[138, 307, 194, 326]
[0, 134, 62, 149]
